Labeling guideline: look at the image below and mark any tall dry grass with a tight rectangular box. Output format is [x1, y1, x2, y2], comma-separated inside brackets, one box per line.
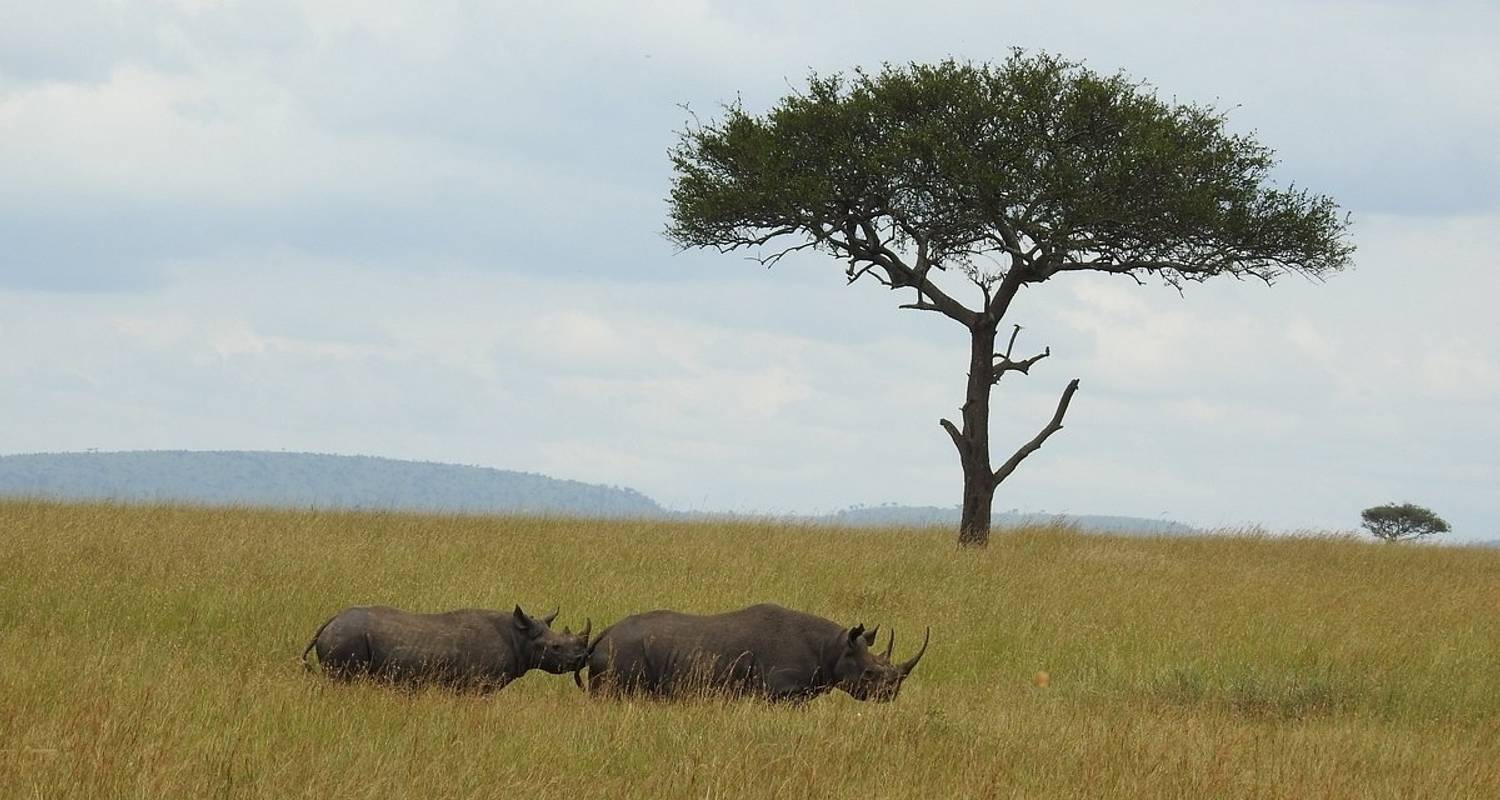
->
[1, 499, 1497, 798]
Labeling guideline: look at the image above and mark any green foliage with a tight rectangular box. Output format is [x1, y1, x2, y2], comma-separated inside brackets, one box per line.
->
[668, 51, 1353, 290]
[1361, 502, 1452, 542]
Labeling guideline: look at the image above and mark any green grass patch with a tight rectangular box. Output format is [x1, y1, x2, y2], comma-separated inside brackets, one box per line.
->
[1, 500, 1497, 798]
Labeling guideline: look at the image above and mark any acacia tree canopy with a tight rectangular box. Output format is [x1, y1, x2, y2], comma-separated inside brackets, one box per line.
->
[669, 53, 1351, 309]
[667, 52, 1354, 546]
[1360, 503, 1452, 542]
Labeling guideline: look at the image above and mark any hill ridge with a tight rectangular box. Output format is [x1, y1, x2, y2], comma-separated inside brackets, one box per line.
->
[0, 449, 1201, 534]
[0, 450, 661, 517]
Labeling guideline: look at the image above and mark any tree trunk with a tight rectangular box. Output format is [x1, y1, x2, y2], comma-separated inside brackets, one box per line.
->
[956, 323, 997, 547]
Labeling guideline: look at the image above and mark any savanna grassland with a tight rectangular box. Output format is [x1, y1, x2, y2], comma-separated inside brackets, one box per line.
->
[2, 500, 1498, 799]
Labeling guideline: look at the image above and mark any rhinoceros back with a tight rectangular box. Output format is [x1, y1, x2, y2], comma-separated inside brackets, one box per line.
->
[587, 603, 841, 698]
[312, 606, 521, 688]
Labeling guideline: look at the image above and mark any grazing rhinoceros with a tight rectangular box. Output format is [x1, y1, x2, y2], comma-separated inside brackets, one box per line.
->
[302, 604, 590, 691]
[583, 602, 928, 702]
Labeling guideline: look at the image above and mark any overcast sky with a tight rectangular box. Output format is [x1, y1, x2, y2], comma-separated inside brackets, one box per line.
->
[2, 0, 1497, 538]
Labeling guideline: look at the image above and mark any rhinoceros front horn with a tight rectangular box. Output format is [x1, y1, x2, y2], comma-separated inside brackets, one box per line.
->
[579, 618, 592, 640]
[898, 627, 930, 676]
[883, 629, 895, 660]
[541, 607, 560, 626]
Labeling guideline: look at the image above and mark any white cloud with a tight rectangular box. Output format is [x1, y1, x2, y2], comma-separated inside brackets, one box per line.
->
[1, 1, 1498, 537]
[1285, 318, 1337, 363]
[0, 63, 552, 210]
[1420, 342, 1500, 402]
[1051, 277, 1267, 391]
[3, 224, 1497, 535]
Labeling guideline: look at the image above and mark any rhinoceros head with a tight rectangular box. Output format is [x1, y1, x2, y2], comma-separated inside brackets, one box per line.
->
[513, 605, 591, 674]
[831, 624, 930, 702]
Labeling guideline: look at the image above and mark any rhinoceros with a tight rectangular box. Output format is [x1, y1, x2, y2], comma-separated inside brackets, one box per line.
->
[583, 602, 928, 702]
[302, 604, 590, 691]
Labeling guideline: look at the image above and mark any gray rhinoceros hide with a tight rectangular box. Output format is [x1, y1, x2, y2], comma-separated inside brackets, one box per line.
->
[585, 602, 927, 702]
[302, 604, 590, 691]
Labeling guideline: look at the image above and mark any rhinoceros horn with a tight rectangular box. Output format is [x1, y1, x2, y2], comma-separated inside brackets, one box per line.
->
[883, 629, 895, 660]
[898, 628, 930, 676]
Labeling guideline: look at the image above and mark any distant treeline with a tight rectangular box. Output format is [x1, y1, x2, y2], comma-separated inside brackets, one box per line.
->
[818, 504, 1198, 535]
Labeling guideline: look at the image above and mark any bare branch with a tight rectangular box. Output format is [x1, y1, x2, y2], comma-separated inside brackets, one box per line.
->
[989, 325, 1049, 382]
[1053, 259, 1185, 275]
[993, 348, 1050, 382]
[912, 236, 932, 285]
[1000, 324, 1022, 360]
[939, 418, 966, 454]
[992, 379, 1081, 485]
[845, 260, 891, 286]
[899, 296, 947, 314]
[835, 216, 980, 327]
[985, 263, 1031, 321]
[756, 239, 819, 268]
[705, 225, 798, 254]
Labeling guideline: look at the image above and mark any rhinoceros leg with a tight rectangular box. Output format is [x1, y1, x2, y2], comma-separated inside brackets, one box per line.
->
[761, 665, 820, 703]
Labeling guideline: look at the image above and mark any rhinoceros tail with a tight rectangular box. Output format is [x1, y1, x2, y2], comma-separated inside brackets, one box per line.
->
[301, 614, 336, 672]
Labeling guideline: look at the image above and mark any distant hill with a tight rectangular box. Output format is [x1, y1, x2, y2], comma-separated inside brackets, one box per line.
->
[0, 451, 662, 517]
[0, 450, 1197, 534]
[820, 504, 1198, 535]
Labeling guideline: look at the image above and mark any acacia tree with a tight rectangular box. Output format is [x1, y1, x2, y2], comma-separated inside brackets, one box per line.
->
[1360, 503, 1451, 542]
[668, 53, 1353, 546]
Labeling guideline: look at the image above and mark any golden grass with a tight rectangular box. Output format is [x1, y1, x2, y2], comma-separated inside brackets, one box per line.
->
[1, 499, 1497, 798]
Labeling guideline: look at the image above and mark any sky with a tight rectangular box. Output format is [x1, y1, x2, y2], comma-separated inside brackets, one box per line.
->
[2, 0, 1497, 539]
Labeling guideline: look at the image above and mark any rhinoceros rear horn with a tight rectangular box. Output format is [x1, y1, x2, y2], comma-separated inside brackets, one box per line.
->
[541, 607, 559, 626]
[899, 627, 930, 676]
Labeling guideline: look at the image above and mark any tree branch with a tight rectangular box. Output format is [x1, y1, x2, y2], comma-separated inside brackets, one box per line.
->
[846, 260, 891, 286]
[985, 265, 1032, 323]
[899, 295, 947, 314]
[1000, 324, 1020, 359]
[994, 352, 1050, 381]
[835, 218, 979, 327]
[990, 324, 1050, 382]
[698, 226, 799, 257]
[756, 239, 819, 267]
[939, 418, 966, 455]
[992, 378, 1080, 485]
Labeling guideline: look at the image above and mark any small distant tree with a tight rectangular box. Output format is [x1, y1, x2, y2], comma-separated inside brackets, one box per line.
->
[667, 52, 1353, 547]
[1360, 503, 1451, 542]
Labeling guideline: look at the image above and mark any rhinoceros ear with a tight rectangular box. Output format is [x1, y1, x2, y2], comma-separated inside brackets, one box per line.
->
[862, 625, 879, 647]
[845, 625, 866, 650]
[513, 605, 532, 631]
